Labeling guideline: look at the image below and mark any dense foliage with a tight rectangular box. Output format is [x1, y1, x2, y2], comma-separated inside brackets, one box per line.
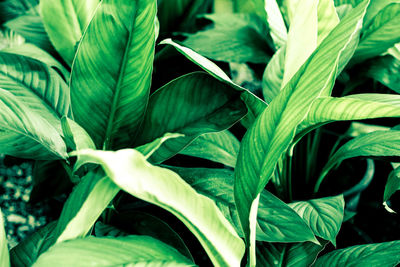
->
[0, 0, 400, 266]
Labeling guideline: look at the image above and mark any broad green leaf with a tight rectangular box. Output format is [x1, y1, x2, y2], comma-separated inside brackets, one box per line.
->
[169, 167, 317, 243]
[384, 165, 400, 202]
[10, 222, 56, 267]
[109, 211, 194, 261]
[160, 39, 267, 119]
[257, 241, 326, 267]
[74, 149, 245, 267]
[158, 0, 212, 35]
[134, 72, 247, 164]
[233, 0, 266, 19]
[0, 208, 10, 267]
[179, 130, 240, 168]
[0, 0, 38, 23]
[314, 241, 400, 267]
[317, 0, 340, 44]
[366, 55, 400, 93]
[265, 0, 288, 49]
[4, 7, 54, 52]
[354, 3, 400, 63]
[2, 43, 69, 80]
[40, 0, 99, 65]
[34, 236, 194, 266]
[234, 2, 369, 263]
[289, 195, 345, 246]
[61, 117, 96, 152]
[0, 89, 67, 159]
[38, 170, 119, 253]
[183, 14, 271, 64]
[262, 46, 285, 103]
[0, 52, 71, 123]
[316, 129, 400, 191]
[363, 0, 400, 28]
[70, 0, 156, 150]
[300, 94, 400, 132]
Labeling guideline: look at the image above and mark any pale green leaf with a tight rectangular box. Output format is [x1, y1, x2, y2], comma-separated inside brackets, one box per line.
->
[10, 222, 56, 267]
[169, 167, 317, 243]
[0, 28, 25, 50]
[314, 241, 400, 267]
[70, 0, 156, 149]
[0, 208, 10, 267]
[134, 72, 247, 164]
[136, 133, 184, 159]
[289, 195, 345, 246]
[183, 14, 271, 64]
[317, 0, 340, 44]
[61, 117, 96, 152]
[74, 149, 245, 267]
[179, 130, 240, 168]
[388, 42, 400, 60]
[233, 0, 266, 19]
[40, 0, 99, 65]
[265, 0, 288, 49]
[257, 241, 326, 267]
[234, 1, 369, 260]
[354, 3, 400, 62]
[33, 236, 195, 266]
[0, 89, 67, 159]
[316, 129, 400, 191]
[384, 166, 400, 202]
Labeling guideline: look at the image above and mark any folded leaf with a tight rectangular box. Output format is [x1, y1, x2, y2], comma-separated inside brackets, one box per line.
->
[74, 149, 245, 267]
[384, 165, 400, 202]
[179, 130, 240, 168]
[262, 46, 285, 103]
[234, 2, 369, 263]
[0, 208, 10, 267]
[135, 72, 247, 163]
[40, 0, 99, 65]
[289, 195, 345, 246]
[70, 0, 156, 149]
[33, 236, 194, 266]
[314, 241, 400, 267]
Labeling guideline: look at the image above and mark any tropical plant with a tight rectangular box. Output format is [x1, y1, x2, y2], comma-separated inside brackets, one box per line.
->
[1, 0, 400, 266]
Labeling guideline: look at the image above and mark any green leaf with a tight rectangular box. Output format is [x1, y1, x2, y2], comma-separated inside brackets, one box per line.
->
[179, 130, 240, 168]
[4, 7, 54, 52]
[265, 0, 288, 49]
[233, 0, 266, 19]
[134, 72, 247, 164]
[61, 117, 96, 152]
[0, 89, 67, 159]
[33, 236, 195, 266]
[0, 208, 10, 267]
[384, 165, 400, 202]
[316, 129, 400, 191]
[183, 14, 271, 64]
[10, 222, 56, 267]
[289, 195, 345, 246]
[40, 0, 100, 65]
[109, 211, 194, 262]
[262, 46, 285, 103]
[366, 55, 400, 93]
[169, 167, 317, 243]
[40, 170, 119, 251]
[160, 39, 267, 119]
[257, 241, 326, 267]
[0, 0, 38, 23]
[135, 133, 184, 159]
[70, 0, 156, 149]
[317, 0, 340, 44]
[234, 1, 369, 262]
[314, 241, 400, 267]
[354, 3, 400, 63]
[74, 149, 245, 267]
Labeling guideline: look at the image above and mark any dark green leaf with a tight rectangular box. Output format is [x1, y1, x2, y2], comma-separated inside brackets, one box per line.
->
[70, 0, 156, 149]
[384, 165, 400, 202]
[0, 208, 10, 267]
[314, 241, 400, 267]
[367, 55, 400, 93]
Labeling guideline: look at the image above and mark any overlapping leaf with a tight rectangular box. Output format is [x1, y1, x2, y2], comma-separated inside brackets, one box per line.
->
[74, 149, 245, 267]
[179, 130, 240, 168]
[289, 195, 345, 245]
[0, 208, 10, 267]
[234, 2, 369, 264]
[135, 72, 247, 163]
[384, 165, 400, 203]
[264, 0, 287, 49]
[70, 0, 156, 149]
[33, 236, 194, 266]
[40, 0, 100, 65]
[366, 55, 400, 93]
